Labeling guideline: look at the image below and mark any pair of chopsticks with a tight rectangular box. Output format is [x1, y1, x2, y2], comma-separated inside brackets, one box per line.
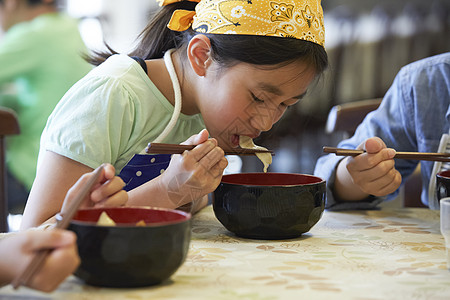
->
[146, 143, 274, 156]
[323, 146, 450, 162]
[12, 165, 104, 290]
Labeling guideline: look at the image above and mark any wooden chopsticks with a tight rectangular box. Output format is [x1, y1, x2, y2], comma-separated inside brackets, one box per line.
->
[12, 165, 104, 290]
[323, 146, 450, 162]
[146, 143, 274, 156]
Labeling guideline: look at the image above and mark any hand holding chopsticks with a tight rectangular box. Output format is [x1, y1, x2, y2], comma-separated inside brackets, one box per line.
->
[323, 146, 450, 162]
[11, 165, 104, 290]
[146, 142, 274, 156]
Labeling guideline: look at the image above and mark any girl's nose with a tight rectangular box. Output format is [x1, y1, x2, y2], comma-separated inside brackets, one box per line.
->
[250, 110, 276, 132]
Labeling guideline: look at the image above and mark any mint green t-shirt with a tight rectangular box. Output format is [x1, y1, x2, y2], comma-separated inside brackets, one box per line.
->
[0, 13, 92, 189]
[40, 54, 205, 173]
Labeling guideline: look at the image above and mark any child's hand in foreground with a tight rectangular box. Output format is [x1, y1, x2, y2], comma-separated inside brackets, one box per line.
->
[61, 163, 128, 212]
[0, 229, 79, 292]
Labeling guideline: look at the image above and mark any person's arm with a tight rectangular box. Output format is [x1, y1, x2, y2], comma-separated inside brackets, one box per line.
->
[21, 151, 91, 229]
[21, 156, 128, 229]
[61, 163, 128, 211]
[0, 229, 79, 293]
[315, 72, 417, 209]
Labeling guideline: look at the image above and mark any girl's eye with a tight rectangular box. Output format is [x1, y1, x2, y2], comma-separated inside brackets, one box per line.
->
[278, 103, 291, 111]
[251, 93, 264, 103]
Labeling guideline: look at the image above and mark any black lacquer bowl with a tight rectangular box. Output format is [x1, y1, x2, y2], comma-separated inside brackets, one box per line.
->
[212, 173, 326, 239]
[68, 207, 191, 288]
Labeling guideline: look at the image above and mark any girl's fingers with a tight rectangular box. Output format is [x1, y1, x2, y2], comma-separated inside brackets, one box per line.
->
[28, 238, 80, 292]
[204, 156, 228, 178]
[198, 146, 225, 171]
[25, 229, 77, 252]
[181, 129, 209, 146]
[186, 140, 217, 162]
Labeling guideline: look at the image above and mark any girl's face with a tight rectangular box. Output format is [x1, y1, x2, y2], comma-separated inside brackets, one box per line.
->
[197, 60, 317, 150]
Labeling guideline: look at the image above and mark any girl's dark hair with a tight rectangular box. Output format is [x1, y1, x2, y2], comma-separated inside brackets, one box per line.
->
[87, 1, 328, 75]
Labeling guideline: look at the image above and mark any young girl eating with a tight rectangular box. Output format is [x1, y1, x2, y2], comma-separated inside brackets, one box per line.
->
[22, 0, 328, 228]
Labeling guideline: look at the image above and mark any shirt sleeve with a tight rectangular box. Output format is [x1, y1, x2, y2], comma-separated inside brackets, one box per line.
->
[41, 75, 137, 170]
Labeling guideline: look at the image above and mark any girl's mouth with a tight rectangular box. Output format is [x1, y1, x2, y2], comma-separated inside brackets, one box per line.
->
[231, 134, 240, 147]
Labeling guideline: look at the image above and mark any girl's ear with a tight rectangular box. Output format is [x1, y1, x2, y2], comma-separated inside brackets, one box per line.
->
[187, 34, 213, 77]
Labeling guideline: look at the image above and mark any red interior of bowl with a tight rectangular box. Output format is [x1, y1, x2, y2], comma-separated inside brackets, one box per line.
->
[438, 170, 450, 178]
[72, 207, 190, 226]
[221, 173, 324, 186]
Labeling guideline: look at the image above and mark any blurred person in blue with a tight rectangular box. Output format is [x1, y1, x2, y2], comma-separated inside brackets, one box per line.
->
[0, 0, 92, 213]
[314, 52, 450, 210]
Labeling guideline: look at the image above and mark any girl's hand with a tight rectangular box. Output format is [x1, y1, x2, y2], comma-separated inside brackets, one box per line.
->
[61, 163, 128, 212]
[159, 129, 228, 208]
[0, 229, 79, 292]
[341, 137, 401, 198]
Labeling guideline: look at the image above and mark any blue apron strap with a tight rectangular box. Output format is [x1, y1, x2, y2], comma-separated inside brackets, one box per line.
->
[118, 154, 172, 192]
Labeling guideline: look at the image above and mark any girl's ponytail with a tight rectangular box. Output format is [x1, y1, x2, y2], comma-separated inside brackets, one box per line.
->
[86, 1, 197, 66]
[130, 1, 197, 59]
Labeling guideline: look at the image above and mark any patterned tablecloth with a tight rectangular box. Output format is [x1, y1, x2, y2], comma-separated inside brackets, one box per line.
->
[1, 205, 449, 300]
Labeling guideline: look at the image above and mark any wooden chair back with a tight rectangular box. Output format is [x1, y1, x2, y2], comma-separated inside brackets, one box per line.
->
[326, 98, 382, 138]
[0, 107, 20, 232]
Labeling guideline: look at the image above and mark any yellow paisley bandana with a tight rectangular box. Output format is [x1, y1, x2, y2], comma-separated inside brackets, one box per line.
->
[159, 0, 325, 47]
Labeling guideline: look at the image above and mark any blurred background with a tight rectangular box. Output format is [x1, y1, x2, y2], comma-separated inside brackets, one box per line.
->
[62, 0, 449, 174]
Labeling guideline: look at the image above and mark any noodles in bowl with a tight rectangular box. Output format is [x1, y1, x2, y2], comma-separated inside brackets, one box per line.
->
[239, 135, 272, 172]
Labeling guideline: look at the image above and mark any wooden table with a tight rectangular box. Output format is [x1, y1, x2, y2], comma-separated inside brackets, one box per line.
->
[1, 205, 449, 299]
